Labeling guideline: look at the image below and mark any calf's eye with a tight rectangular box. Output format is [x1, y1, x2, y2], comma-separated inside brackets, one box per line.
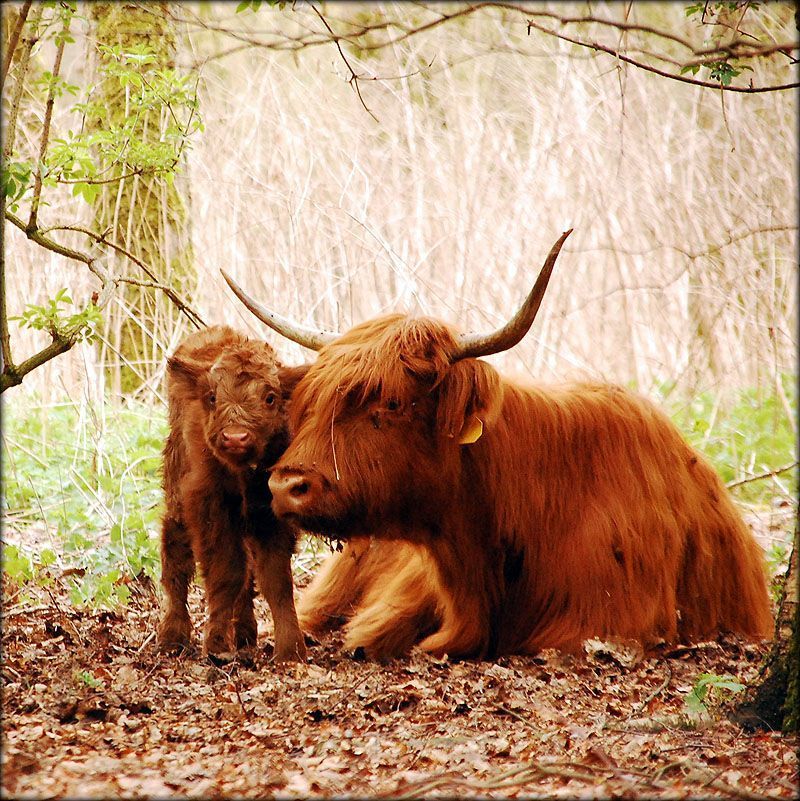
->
[386, 399, 400, 412]
[266, 392, 277, 406]
[207, 391, 216, 407]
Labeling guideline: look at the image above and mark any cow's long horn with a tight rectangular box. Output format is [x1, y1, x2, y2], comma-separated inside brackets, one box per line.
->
[221, 269, 338, 351]
[452, 229, 572, 362]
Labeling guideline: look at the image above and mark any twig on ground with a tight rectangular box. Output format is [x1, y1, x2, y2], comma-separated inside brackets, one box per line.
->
[629, 662, 672, 717]
[221, 664, 253, 720]
[137, 631, 156, 654]
[330, 667, 381, 712]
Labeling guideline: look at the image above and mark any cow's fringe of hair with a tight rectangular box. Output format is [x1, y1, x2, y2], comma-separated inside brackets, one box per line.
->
[294, 314, 457, 415]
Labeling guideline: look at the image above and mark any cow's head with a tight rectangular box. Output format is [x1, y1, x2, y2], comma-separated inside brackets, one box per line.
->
[168, 338, 305, 471]
[222, 230, 571, 534]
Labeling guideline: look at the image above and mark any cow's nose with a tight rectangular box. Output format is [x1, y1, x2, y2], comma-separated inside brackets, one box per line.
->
[221, 428, 252, 449]
[269, 471, 323, 517]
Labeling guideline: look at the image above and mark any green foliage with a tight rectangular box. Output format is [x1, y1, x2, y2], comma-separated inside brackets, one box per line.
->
[74, 669, 103, 689]
[2, 399, 166, 609]
[682, 1, 759, 85]
[668, 375, 797, 505]
[2, 544, 36, 584]
[1, 160, 34, 212]
[683, 672, 745, 718]
[684, 1, 756, 18]
[236, 1, 286, 12]
[6, 4, 203, 213]
[680, 59, 753, 85]
[10, 288, 102, 343]
[69, 568, 131, 608]
[2, 379, 794, 611]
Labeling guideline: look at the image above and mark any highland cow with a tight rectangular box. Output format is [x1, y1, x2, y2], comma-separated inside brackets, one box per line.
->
[157, 325, 307, 662]
[223, 231, 773, 660]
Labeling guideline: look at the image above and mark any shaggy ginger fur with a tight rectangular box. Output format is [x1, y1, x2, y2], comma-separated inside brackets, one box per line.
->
[159, 325, 307, 661]
[274, 315, 772, 659]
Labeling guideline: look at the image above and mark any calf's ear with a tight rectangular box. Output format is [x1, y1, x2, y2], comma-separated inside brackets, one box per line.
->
[277, 363, 311, 400]
[435, 359, 503, 444]
[166, 355, 209, 398]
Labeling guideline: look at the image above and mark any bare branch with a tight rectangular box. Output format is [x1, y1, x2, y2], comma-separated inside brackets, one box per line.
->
[28, 17, 69, 232]
[0, 0, 33, 91]
[44, 223, 205, 328]
[6, 211, 99, 273]
[173, 1, 797, 93]
[727, 461, 799, 490]
[2, 3, 43, 162]
[525, 18, 799, 93]
[1, 3, 43, 377]
[309, 4, 379, 123]
[55, 167, 146, 186]
[0, 215, 116, 393]
[2, 209, 205, 391]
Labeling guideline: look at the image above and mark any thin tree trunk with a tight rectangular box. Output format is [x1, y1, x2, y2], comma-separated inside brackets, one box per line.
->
[732, 530, 798, 732]
[90, 2, 195, 396]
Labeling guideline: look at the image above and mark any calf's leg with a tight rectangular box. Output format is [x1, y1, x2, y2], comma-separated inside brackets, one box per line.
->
[158, 516, 195, 650]
[249, 531, 306, 662]
[196, 532, 248, 661]
[233, 571, 258, 650]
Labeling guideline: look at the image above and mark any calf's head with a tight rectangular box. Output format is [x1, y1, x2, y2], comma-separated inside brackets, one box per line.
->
[222, 230, 571, 532]
[168, 338, 304, 472]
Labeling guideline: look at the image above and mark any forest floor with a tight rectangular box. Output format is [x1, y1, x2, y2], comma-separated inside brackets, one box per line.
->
[2, 562, 797, 800]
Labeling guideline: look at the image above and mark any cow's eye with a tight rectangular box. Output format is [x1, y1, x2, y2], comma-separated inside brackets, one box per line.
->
[207, 391, 216, 407]
[385, 399, 400, 412]
[265, 392, 277, 406]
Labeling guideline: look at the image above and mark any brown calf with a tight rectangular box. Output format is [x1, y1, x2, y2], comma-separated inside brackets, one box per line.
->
[158, 325, 307, 661]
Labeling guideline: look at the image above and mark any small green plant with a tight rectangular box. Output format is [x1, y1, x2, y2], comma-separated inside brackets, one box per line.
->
[683, 672, 746, 719]
[0, 160, 34, 212]
[2, 544, 36, 584]
[74, 670, 103, 689]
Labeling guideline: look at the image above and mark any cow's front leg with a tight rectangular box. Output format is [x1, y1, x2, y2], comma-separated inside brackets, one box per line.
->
[418, 529, 495, 659]
[297, 538, 372, 635]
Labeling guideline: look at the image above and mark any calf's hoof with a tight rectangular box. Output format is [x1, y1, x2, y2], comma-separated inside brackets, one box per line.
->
[157, 618, 192, 652]
[234, 625, 258, 651]
[272, 639, 308, 663]
[207, 649, 237, 666]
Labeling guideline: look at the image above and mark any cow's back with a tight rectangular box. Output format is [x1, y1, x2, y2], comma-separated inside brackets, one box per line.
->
[484, 382, 771, 653]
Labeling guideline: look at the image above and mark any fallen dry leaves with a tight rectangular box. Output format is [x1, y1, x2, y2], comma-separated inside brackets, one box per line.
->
[2, 575, 797, 799]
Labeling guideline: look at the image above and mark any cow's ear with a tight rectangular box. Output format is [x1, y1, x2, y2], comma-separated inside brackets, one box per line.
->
[436, 359, 503, 444]
[277, 363, 311, 401]
[167, 355, 209, 398]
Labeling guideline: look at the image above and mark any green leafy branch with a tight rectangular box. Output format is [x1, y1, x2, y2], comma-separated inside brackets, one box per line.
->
[683, 672, 746, 718]
[680, 58, 754, 85]
[1, 3, 204, 392]
[10, 288, 102, 345]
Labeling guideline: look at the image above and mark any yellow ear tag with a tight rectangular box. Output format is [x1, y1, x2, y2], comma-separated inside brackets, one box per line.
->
[458, 415, 483, 445]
